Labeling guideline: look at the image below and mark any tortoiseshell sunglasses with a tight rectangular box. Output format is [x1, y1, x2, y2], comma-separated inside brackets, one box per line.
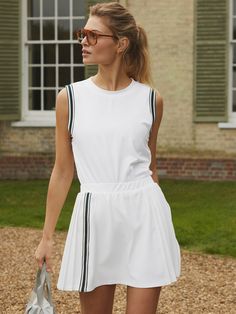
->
[76, 28, 119, 46]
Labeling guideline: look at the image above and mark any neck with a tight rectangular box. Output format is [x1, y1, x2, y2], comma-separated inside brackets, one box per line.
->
[92, 63, 131, 91]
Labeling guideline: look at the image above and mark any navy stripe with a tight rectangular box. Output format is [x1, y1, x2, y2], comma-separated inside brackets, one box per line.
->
[84, 193, 91, 290]
[66, 84, 74, 137]
[71, 85, 75, 135]
[149, 88, 157, 125]
[151, 89, 156, 122]
[79, 192, 91, 292]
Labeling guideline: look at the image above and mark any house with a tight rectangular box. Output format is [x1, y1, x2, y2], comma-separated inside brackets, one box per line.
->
[0, 0, 235, 180]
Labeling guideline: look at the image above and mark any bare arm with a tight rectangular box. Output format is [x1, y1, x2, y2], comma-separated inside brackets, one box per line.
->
[35, 87, 74, 271]
[148, 90, 164, 184]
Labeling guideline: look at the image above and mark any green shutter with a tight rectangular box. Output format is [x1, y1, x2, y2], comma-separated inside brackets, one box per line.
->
[0, 0, 21, 120]
[84, 0, 111, 79]
[193, 0, 229, 122]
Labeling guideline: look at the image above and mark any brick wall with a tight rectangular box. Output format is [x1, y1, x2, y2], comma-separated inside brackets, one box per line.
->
[0, 154, 235, 181]
[0, 155, 54, 180]
[0, 121, 55, 156]
[157, 157, 236, 181]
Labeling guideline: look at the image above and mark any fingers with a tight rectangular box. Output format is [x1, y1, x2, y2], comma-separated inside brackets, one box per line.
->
[45, 256, 52, 272]
[35, 252, 44, 270]
[35, 255, 52, 272]
[34, 240, 53, 272]
[39, 258, 44, 270]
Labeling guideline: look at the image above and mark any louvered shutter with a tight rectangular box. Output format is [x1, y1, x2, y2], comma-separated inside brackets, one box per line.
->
[194, 0, 229, 122]
[0, 0, 21, 120]
[84, 0, 111, 79]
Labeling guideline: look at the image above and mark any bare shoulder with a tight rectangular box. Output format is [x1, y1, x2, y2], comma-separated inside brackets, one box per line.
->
[153, 88, 164, 126]
[155, 89, 164, 110]
[55, 87, 69, 121]
[56, 88, 68, 110]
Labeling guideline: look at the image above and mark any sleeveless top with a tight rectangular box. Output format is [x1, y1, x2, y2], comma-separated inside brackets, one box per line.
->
[65, 77, 158, 184]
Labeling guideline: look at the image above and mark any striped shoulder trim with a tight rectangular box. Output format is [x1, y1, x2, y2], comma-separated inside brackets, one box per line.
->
[149, 88, 157, 125]
[65, 84, 75, 138]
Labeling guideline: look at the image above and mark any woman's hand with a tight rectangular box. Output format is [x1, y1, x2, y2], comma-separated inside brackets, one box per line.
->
[35, 237, 54, 272]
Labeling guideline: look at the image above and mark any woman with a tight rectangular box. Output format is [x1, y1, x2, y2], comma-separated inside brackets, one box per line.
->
[35, 2, 181, 313]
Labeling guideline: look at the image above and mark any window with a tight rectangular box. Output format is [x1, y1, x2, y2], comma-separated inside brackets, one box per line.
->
[229, 0, 236, 122]
[22, 0, 85, 123]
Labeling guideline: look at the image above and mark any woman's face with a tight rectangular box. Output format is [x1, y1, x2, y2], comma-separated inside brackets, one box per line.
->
[80, 16, 122, 65]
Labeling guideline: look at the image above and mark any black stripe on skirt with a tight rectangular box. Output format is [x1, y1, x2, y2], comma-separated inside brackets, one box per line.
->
[79, 192, 92, 292]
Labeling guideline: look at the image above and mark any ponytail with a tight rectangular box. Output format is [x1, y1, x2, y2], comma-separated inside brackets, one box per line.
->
[123, 24, 154, 87]
[89, 2, 154, 87]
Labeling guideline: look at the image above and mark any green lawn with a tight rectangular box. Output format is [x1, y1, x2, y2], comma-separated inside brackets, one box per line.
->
[0, 179, 235, 258]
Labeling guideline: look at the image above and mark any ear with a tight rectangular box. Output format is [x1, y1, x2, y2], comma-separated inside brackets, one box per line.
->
[116, 36, 129, 54]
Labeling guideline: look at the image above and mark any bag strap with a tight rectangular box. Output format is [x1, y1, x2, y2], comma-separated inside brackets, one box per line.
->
[34, 260, 53, 307]
[44, 266, 53, 305]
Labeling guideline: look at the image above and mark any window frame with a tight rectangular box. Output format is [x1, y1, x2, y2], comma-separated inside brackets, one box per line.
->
[14, 0, 85, 127]
[218, 0, 236, 128]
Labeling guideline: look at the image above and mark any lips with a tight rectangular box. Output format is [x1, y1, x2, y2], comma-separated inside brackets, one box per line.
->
[82, 49, 91, 54]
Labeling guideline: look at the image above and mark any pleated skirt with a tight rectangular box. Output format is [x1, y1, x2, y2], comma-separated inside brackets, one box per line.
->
[57, 175, 181, 292]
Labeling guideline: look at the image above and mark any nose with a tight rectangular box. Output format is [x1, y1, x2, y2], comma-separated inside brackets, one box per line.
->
[81, 35, 89, 46]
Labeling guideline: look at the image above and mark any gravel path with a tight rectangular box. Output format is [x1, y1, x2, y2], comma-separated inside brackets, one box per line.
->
[0, 227, 235, 313]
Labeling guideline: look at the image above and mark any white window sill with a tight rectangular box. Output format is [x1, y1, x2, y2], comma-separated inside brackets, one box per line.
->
[11, 120, 55, 127]
[218, 122, 236, 129]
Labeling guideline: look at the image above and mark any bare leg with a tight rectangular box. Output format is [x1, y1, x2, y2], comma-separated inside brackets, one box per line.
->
[79, 284, 116, 314]
[125, 286, 162, 314]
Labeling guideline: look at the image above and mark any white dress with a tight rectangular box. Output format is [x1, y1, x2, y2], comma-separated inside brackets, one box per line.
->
[57, 76, 181, 292]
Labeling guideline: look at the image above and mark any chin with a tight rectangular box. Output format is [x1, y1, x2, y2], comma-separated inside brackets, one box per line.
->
[82, 58, 109, 65]
[82, 55, 95, 63]
[83, 60, 98, 65]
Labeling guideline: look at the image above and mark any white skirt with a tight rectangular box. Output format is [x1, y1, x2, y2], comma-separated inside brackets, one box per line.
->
[57, 176, 181, 292]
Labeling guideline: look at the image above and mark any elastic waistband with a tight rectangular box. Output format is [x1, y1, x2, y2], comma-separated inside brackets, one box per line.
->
[80, 176, 155, 193]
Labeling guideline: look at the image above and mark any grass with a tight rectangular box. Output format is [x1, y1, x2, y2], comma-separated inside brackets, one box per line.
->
[0, 179, 235, 258]
[161, 179, 236, 258]
[0, 179, 79, 230]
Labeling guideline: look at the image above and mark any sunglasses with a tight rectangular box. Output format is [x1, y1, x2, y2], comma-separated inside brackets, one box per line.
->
[76, 28, 118, 46]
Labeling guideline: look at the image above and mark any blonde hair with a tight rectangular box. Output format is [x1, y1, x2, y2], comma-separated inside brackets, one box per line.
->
[89, 1, 154, 87]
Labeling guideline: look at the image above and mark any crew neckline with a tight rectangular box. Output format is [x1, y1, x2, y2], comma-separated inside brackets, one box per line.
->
[88, 76, 136, 94]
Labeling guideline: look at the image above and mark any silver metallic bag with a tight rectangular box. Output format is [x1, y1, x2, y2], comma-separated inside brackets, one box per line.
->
[25, 261, 56, 314]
